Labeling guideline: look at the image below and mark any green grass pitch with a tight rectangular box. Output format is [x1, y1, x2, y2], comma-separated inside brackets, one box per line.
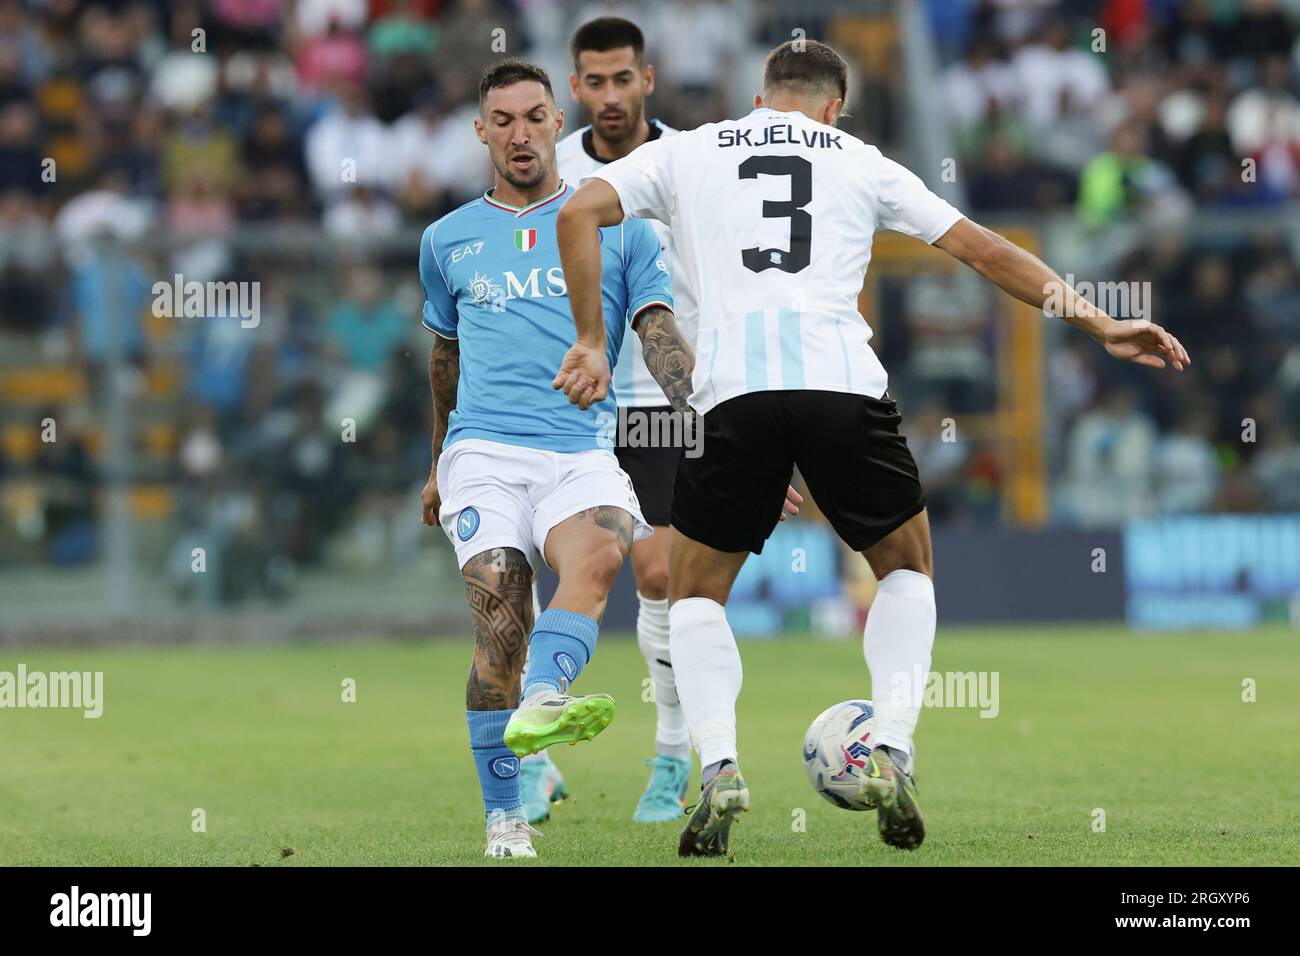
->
[2, 626, 1297, 866]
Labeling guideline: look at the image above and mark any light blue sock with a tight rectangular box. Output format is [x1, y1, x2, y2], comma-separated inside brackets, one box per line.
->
[466, 709, 520, 814]
[521, 608, 598, 699]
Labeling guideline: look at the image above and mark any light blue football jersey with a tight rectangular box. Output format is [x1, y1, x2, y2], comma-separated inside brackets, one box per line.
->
[420, 182, 673, 453]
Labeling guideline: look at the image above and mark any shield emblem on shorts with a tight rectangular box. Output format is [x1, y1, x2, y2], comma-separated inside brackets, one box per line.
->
[457, 507, 480, 541]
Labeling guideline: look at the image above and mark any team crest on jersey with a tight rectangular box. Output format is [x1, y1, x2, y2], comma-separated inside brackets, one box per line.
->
[467, 271, 503, 310]
[457, 507, 480, 541]
[514, 228, 537, 252]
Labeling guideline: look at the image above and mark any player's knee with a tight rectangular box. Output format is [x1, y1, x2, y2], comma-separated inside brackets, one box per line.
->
[870, 553, 933, 581]
[573, 539, 625, 596]
[634, 562, 669, 600]
[864, 516, 933, 580]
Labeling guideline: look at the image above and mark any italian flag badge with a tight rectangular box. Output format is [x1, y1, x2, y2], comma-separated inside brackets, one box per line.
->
[514, 228, 537, 252]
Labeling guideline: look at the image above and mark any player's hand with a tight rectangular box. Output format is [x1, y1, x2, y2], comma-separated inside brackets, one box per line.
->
[778, 484, 803, 522]
[1101, 319, 1190, 371]
[553, 342, 611, 410]
[421, 468, 441, 526]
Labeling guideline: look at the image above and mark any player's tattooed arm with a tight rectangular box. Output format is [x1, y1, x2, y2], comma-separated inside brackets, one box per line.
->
[462, 547, 533, 710]
[635, 307, 695, 416]
[429, 335, 460, 462]
[422, 336, 460, 526]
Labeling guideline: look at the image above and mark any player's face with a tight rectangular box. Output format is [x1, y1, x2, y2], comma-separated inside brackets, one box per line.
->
[476, 81, 563, 190]
[570, 47, 653, 145]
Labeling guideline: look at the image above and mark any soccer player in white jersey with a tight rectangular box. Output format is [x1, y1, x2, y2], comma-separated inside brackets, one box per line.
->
[553, 40, 1190, 857]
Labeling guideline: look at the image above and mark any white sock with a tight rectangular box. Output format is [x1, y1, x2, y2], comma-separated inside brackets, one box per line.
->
[863, 569, 936, 756]
[669, 597, 743, 769]
[637, 593, 691, 759]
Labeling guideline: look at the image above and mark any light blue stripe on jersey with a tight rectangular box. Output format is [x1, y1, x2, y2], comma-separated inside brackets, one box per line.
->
[745, 310, 767, 392]
[833, 319, 854, 390]
[778, 309, 804, 389]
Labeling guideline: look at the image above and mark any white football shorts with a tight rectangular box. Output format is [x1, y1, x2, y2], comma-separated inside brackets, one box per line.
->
[437, 438, 652, 569]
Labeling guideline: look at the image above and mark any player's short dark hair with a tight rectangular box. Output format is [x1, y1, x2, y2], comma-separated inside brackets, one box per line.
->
[570, 16, 645, 68]
[763, 39, 848, 102]
[478, 58, 554, 106]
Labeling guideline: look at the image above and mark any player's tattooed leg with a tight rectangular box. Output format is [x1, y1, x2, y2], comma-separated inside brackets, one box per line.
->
[462, 547, 534, 710]
[584, 504, 635, 554]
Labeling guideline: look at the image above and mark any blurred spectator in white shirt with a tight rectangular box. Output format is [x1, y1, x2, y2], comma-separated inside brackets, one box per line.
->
[1062, 387, 1157, 526]
[305, 81, 391, 198]
[1227, 55, 1300, 159]
[647, 0, 743, 126]
[942, 36, 1021, 131]
[323, 184, 401, 240]
[1012, 18, 1109, 132]
[1154, 406, 1219, 513]
[387, 87, 446, 216]
[297, 0, 368, 37]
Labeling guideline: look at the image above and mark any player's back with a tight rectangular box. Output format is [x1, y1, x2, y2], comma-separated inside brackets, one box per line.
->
[598, 107, 961, 413]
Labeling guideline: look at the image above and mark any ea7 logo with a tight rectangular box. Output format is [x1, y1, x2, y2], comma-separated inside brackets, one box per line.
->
[50, 886, 151, 936]
[450, 241, 485, 263]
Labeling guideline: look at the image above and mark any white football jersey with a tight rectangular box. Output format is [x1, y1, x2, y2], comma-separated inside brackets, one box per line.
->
[557, 119, 694, 408]
[592, 107, 965, 414]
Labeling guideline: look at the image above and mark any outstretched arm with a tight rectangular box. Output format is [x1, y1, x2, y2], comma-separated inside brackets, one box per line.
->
[421, 334, 460, 526]
[934, 218, 1190, 371]
[554, 178, 628, 409]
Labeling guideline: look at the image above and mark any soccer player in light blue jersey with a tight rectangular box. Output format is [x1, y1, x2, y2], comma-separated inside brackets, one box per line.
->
[417, 59, 695, 859]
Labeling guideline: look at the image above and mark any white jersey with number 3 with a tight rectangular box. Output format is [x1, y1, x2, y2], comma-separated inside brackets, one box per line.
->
[592, 107, 965, 414]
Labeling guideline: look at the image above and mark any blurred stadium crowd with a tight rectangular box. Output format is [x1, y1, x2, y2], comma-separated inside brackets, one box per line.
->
[0, 0, 1298, 597]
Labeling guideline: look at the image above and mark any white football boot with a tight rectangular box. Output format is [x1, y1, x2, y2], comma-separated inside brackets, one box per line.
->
[485, 808, 541, 858]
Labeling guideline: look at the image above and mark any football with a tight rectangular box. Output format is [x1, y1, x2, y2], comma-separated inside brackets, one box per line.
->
[802, 699, 885, 811]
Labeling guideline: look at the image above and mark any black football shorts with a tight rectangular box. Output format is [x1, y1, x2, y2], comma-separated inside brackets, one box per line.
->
[670, 390, 925, 554]
[614, 405, 684, 527]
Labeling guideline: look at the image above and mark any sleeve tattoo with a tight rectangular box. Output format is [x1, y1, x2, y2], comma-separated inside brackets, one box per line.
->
[429, 336, 460, 461]
[635, 307, 695, 415]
